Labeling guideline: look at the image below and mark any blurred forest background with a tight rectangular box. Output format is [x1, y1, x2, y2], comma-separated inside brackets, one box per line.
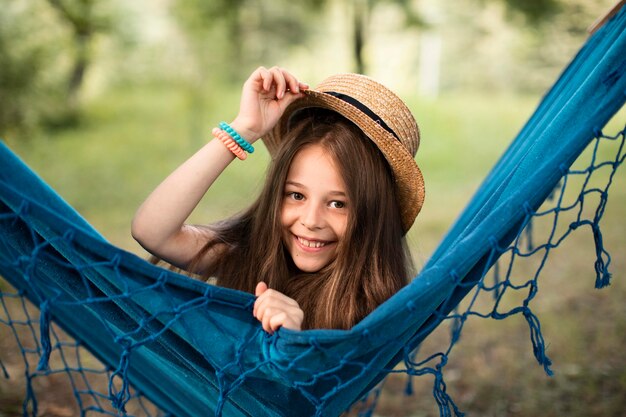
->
[1, 0, 625, 416]
[1, 0, 621, 136]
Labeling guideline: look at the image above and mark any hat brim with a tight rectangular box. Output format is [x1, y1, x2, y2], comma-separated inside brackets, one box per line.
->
[264, 89, 425, 232]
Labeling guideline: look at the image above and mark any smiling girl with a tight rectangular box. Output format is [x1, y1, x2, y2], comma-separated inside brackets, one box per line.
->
[132, 66, 425, 332]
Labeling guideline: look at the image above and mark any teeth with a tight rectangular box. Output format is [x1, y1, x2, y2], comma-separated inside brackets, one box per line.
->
[298, 237, 326, 248]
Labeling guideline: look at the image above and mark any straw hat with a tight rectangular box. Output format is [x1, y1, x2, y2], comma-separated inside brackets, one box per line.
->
[263, 73, 425, 232]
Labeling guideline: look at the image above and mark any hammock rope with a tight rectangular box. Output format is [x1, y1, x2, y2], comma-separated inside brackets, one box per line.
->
[1, 5, 625, 416]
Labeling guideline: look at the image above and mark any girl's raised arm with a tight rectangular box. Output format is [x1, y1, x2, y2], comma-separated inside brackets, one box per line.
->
[131, 67, 307, 273]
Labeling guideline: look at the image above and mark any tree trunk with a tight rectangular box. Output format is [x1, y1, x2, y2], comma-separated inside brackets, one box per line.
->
[46, 0, 94, 113]
[353, 0, 367, 74]
[67, 32, 90, 110]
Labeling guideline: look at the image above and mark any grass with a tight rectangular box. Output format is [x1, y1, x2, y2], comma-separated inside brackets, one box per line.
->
[1, 82, 625, 416]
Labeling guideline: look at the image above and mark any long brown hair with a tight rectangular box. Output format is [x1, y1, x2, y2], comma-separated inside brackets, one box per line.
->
[190, 109, 413, 329]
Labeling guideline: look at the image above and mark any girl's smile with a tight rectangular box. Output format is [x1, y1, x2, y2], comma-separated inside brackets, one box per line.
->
[281, 144, 348, 273]
[296, 236, 328, 249]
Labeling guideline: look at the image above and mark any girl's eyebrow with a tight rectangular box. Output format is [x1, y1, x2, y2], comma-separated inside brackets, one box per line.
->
[284, 180, 306, 189]
[284, 180, 347, 197]
[284, 180, 303, 187]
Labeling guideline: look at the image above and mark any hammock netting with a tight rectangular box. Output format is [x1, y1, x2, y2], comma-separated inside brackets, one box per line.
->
[1, 6, 625, 417]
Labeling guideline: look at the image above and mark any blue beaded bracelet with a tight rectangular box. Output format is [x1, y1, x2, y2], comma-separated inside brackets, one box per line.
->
[219, 122, 255, 154]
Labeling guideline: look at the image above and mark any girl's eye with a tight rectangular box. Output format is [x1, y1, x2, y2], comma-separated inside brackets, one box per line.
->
[288, 192, 304, 201]
[329, 200, 345, 209]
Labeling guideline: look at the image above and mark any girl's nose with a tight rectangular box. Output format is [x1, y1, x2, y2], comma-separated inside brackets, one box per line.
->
[300, 203, 323, 230]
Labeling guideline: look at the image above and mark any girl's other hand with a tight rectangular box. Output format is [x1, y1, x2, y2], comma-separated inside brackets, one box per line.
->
[230, 66, 309, 143]
[253, 282, 304, 334]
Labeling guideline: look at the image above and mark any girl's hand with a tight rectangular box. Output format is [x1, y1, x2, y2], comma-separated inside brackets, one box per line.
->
[253, 282, 304, 334]
[230, 66, 309, 143]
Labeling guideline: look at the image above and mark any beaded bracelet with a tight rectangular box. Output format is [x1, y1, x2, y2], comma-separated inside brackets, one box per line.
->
[219, 122, 255, 154]
[212, 128, 247, 160]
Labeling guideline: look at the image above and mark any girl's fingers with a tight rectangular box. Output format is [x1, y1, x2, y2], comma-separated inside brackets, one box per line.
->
[255, 288, 298, 307]
[282, 308, 304, 331]
[280, 68, 301, 94]
[253, 282, 266, 317]
[260, 307, 282, 333]
[269, 312, 288, 332]
[246, 66, 268, 90]
[276, 89, 305, 113]
[265, 310, 301, 333]
[262, 310, 273, 333]
[280, 68, 310, 96]
[255, 281, 268, 296]
[249, 66, 307, 100]
[259, 67, 272, 91]
[269, 66, 287, 99]
[254, 295, 277, 319]
[253, 287, 303, 333]
[255, 299, 299, 321]
[261, 66, 306, 99]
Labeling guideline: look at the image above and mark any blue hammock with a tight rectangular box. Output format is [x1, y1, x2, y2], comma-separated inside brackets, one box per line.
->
[1, 6, 625, 417]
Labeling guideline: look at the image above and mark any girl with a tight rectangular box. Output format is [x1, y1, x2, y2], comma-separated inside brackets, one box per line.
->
[131, 66, 425, 333]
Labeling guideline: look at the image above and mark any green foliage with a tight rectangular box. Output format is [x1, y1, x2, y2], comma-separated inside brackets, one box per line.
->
[0, 9, 40, 134]
[1, 0, 620, 135]
[378, 0, 426, 26]
[0, 0, 121, 136]
[500, 0, 561, 21]
[436, 0, 617, 94]
[0, 2, 68, 136]
[46, 0, 118, 121]
[47, 0, 114, 34]
[172, 0, 328, 80]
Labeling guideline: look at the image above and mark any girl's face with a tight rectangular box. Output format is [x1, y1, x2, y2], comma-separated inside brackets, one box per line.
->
[280, 144, 349, 273]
